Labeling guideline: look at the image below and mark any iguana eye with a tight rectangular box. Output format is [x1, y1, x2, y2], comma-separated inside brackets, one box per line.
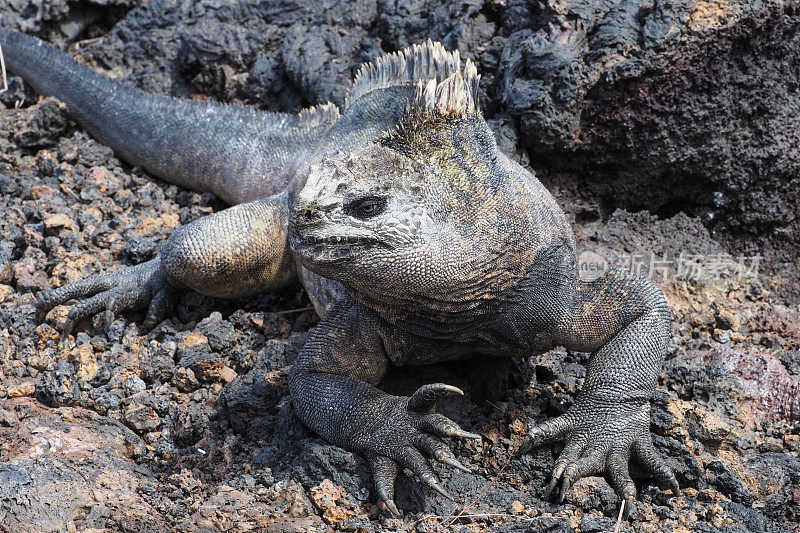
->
[346, 196, 387, 219]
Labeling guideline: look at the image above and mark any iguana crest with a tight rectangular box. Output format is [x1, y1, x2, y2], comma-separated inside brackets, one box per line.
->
[409, 66, 479, 119]
[297, 101, 341, 128]
[346, 39, 480, 118]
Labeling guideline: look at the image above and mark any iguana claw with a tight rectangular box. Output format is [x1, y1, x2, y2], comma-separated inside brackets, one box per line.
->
[37, 257, 176, 343]
[359, 383, 479, 515]
[408, 383, 464, 412]
[523, 397, 680, 515]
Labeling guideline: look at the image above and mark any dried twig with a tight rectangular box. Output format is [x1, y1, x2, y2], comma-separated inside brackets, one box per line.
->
[274, 306, 315, 315]
[614, 498, 625, 533]
[416, 512, 538, 526]
[68, 36, 105, 53]
[435, 453, 513, 531]
[0, 41, 8, 94]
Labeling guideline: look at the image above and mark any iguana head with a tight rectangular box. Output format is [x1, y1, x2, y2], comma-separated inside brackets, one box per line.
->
[290, 43, 570, 315]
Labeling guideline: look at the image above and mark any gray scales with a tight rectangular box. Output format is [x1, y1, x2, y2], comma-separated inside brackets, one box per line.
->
[1, 29, 680, 516]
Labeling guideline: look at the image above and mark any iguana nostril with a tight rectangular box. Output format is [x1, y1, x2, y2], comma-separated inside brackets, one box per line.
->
[294, 207, 318, 225]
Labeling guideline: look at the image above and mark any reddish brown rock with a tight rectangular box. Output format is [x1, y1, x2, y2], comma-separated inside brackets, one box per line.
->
[6, 381, 35, 398]
[123, 404, 160, 432]
[43, 213, 76, 234]
[12, 256, 49, 293]
[0, 400, 163, 532]
[309, 479, 356, 524]
[681, 348, 800, 425]
[174, 367, 200, 393]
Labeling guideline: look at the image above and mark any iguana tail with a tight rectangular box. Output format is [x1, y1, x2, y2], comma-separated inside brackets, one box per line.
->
[0, 29, 339, 205]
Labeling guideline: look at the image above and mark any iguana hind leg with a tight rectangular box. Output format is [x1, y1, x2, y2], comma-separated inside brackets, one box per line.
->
[160, 192, 295, 298]
[522, 267, 680, 516]
[38, 193, 296, 336]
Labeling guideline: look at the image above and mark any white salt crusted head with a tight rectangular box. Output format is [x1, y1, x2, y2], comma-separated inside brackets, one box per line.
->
[346, 39, 480, 118]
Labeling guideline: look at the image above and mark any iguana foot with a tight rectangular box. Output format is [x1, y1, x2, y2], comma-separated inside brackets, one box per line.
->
[360, 384, 480, 516]
[37, 257, 176, 341]
[520, 397, 680, 518]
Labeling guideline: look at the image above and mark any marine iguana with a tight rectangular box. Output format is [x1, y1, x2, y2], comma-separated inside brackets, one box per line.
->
[1, 29, 680, 515]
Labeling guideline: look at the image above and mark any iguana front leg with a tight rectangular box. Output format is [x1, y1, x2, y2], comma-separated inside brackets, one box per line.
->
[524, 267, 680, 514]
[37, 192, 295, 336]
[289, 298, 479, 515]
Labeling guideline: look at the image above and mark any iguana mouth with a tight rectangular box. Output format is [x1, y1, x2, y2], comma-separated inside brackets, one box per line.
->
[290, 233, 381, 264]
[293, 234, 379, 246]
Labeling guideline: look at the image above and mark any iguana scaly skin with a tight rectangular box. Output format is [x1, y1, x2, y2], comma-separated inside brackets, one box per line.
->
[2, 29, 680, 515]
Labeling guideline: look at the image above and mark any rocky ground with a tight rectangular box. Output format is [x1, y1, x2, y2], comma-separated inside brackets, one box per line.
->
[1, 1, 799, 531]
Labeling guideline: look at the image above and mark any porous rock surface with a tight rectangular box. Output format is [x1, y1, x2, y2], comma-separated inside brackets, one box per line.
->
[1, 1, 798, 531]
